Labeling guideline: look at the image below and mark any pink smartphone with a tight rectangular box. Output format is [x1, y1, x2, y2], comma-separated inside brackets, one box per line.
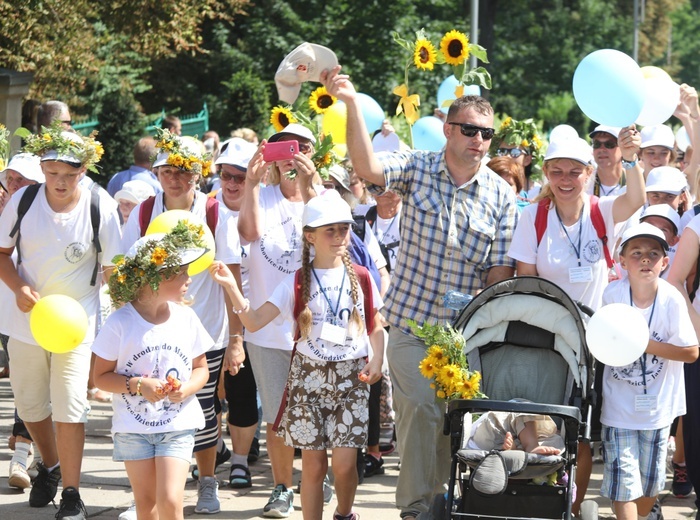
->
[263, 140, 299, 162]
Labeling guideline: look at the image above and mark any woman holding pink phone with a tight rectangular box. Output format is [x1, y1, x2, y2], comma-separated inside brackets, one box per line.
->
[237, 123, 324, 517]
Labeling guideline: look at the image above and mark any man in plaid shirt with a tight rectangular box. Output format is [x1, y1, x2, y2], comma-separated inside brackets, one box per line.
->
[324, 66, 518, 519]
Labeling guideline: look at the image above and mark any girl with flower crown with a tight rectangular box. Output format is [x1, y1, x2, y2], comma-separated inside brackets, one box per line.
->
[92, 224, 211, 520]
[212, 190, 385, 520]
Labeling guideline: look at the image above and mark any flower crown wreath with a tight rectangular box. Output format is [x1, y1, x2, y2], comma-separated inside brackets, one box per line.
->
[21, 121, 104, 174]
[153, 128, 213, 177]
[489, 117, 545, 171]
[109, 221, 206, 307]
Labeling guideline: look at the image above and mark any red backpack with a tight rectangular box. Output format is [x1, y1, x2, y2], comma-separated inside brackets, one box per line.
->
[534, 196, 614, 269]
[138, 195, 219, 237]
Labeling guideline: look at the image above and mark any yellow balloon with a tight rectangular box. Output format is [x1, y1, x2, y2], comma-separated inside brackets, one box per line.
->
[30, 295, 88, 353]
[145, 210, 216, 276]
[322, 101, 347, 145]
[641, 66, 673, 82]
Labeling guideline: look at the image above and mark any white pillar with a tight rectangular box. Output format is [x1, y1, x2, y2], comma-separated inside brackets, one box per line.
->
[0, 69, 34, 153]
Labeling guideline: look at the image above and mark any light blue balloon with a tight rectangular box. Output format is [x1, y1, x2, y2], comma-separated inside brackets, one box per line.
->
[437, 76, 481, 114]
[357, 93, 385, 134]
[572, 49, 645, 127]
[413, 116, 446, 151]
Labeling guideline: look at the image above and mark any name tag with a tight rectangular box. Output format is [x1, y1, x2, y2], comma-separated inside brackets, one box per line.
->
[320, 322, 347, 345]
[569, 266, 593, 283]
[635, 394, 658, 412]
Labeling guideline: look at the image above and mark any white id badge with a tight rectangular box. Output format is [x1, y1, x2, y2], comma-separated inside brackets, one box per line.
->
[569, 266, 593, 283]
[635, 394, 658, 412]
[320, 322, 347, 345]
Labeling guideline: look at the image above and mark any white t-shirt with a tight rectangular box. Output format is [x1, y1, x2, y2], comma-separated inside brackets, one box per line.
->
[508, 195, 616, 310]
[585, 170, 626, 197]
[91, 302, 211, 434]
[120, 192, 240, 350]
[600, 278, 696, 429]
[682, 214, 700, 315]
[215, 192, 251, 297]
[0, 184, 122, 344]
[267, 265, 383, 361]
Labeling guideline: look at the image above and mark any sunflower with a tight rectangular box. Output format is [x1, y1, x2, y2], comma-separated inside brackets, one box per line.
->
[150, 247, 168, 266]
[440, 30, 470, 66]
[413, 38, 437, 70]
[419, 358, 437, 379]
[270, 106, 297, 132]
[308, 86, 336, 114]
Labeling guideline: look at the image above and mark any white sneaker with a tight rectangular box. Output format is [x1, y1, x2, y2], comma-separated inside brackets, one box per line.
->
[118, 501, 137, 520]
[8, 461, 31, 489]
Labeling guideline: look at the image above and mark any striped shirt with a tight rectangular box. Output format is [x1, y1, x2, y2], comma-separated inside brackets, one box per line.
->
[370, 149, 519, 335]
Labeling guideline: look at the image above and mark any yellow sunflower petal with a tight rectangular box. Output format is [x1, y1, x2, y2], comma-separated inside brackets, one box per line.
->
[440, 30, 470, 66]
[308, 86, 336, 115]
[270, 106, 297, 132]
[413, 38, 437, 71]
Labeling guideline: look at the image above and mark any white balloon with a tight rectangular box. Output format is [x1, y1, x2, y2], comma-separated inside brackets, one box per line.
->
[586, 303, 649, 367]
[636, 78, 680, 127]
[676, 126, 690, 153]
[549, 125, 579, 143]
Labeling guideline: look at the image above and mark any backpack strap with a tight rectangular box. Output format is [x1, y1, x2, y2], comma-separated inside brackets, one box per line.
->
[690, 254, 700, 303]
[694, 203, 700, 216]
[88, 182, 101, 286]
[534, 199, 550, 245]
[351, 264, 375, 333]
[9, 183, 42, 266]
[589, 195, 614, 269]
[365, 205, 378, 229]
[205, 196, 219, 237]
[138, 196, 157, 237]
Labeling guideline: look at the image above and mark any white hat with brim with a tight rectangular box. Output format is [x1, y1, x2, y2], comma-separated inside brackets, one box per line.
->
[589, 125, 622, 139]
[640, 203, 681, 234]
[114, 179, 156, 205]
[544, 137, 592, 165]
[152, 136, 205, 169]
[215, 138, 257, 169]
[327, 164, 350, 191]
[618, 222, 669, 256]
[274, 42, 339, 104]
[0, 153, 44, 185]
[645, 166, 687, 195]
[302, 190, 355, 228]
[40, 131, 85, 166]
[640, 125, 675, 150]
[126, 233, 206, 269]
[268, 123, 317, 145]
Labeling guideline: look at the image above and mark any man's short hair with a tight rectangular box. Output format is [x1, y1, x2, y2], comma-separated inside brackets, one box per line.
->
[133, 136, 156, 165]
[447, 95, 494, 120]
[162, 115, 181, 131]
[36, 100, 70, 128]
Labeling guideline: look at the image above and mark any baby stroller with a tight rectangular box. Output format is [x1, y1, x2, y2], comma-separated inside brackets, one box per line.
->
[431, 276, 598, 520]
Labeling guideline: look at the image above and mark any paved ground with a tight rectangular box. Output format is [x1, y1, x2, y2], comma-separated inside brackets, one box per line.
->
[0, 378, 697, 519]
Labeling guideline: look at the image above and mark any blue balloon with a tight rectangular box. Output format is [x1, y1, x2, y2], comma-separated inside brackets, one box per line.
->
[572, 49, 645, 126]
[413, 116, 446, 151]
[356, 93, 385, 134]
[437, 76, 481, 114]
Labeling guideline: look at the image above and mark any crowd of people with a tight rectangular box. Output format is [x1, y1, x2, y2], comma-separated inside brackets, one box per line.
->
[0, 63, 699, 520]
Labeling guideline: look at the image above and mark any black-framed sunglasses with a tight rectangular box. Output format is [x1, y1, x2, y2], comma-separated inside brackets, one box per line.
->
[448, 122, 495, 140]
[592, 140, 617, 149]
[496, 148, 528, 159]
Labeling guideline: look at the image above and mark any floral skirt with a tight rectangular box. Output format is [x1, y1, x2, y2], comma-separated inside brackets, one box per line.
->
[277, 353, 369, 450]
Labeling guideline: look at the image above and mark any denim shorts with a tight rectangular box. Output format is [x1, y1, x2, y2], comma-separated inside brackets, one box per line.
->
[113, 429, 196, 463]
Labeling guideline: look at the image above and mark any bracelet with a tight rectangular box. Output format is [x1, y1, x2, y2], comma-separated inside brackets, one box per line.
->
[229, 334, 243, 338]
[125, 375, 133, 396]
[233, 299, 250, 314]
[136, 376, 144, 396]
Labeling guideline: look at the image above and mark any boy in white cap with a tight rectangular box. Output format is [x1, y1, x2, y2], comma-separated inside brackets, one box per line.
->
[114, 179, 156, 224]
[640, 125, 676, 179]
[600, 223, 698, 520]
[0, 123, 122, 518]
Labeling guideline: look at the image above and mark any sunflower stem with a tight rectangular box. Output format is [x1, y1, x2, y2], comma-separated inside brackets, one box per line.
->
[404, 60, 415, 149]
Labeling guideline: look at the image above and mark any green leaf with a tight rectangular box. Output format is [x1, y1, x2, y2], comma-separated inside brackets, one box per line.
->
[13, 127, 31, 139]
[391, 31, 413, 52]
[452, 62, 466, 82]
[462, 67, 492, 90]
[468, 44, 489, 64]
[415, 28, 428, 41]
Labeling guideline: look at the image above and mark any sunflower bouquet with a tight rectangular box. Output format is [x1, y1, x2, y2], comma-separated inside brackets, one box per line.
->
[409, 319, 486, 402]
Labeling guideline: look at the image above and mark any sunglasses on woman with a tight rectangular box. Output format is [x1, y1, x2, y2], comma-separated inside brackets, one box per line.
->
[448, 122, 495, 140]
[592, 140, 617, 149]
[496, 148, 528, 159]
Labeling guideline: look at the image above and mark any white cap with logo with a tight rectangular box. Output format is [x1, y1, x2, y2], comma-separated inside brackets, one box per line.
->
[302, 190, 355, 228]
[274, 43, 339, 104]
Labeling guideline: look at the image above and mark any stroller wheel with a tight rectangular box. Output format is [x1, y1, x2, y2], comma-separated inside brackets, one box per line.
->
[579, 499, 599, 520]
[428, 492, 449, 520]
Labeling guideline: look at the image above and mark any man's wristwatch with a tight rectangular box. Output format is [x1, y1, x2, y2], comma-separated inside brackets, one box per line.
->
[621, 155, 638, 170]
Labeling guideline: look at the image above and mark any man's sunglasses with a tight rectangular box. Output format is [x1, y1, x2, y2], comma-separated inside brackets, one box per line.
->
[592, 140, 617, 149]
[448, 122, 495, 140]
[496, 148, 528, 159]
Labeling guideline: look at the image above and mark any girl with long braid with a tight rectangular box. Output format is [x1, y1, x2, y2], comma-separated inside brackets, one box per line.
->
[210, 190, 385, 520]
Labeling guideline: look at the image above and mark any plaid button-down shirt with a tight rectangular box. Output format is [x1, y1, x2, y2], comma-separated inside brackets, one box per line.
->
[370, 149, 519, 335]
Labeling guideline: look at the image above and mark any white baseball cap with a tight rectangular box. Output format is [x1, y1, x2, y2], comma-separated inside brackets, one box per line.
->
[268, 123, 316, 145]
[0, 153, 44, 186]
[215, 138, 257, 169]
[126, 233, 206, 268]
[114, 179, 156, 205]
[589, 125, 621, 139]
[302, 190, 355, 228]
[640, 203, 681, 234]
[544, 137, 592, 165]
[618, 222, 669, 255]
[40, 131, 85, 166]
[645, 166, 688, 195]
[274, 42, 339, 104]
[640, 125, 675, 150]
[327, 164, 350, 191]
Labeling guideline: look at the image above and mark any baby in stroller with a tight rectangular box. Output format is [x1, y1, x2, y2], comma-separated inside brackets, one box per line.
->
[469, 410, 564, 456]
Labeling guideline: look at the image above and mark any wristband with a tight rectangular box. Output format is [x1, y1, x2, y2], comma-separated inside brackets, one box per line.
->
[229, 334, 243, 338]
[621, 155, 638, 170]
[136, 376, 144, 396]
[125, 375, 134, 396]
[233, 299, 250, 314]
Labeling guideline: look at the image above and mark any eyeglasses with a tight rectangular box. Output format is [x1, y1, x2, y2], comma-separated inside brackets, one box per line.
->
[60, 120, 74, 126]
[448, 122, 495, 140]
[220, 171, 247, 184]
[592, 140, 617, 149]
[496, 148, 528, 159]
[158, 167, 192, 180]
[298, 142, 312, 153]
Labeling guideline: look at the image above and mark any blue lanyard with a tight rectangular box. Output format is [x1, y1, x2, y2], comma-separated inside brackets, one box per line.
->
[629, 287, 656, 395]
[556, 208, 583, 267]
[312, 267, 346, 319]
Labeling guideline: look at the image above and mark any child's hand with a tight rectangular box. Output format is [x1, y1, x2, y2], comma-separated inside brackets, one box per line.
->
[143, 378, 168, 403]
[167, 383, 189, 403]
[209, 261, 234, 286]
[359, 357, 383, 385]
[15, 285, 40, 313]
